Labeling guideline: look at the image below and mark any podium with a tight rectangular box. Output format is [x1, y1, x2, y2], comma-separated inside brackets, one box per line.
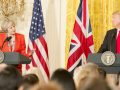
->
[1, 52, 31, 64]
[87, 53, 120, 74]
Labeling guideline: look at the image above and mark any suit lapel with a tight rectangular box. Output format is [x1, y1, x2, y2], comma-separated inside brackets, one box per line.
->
[111, 29, 117, 53]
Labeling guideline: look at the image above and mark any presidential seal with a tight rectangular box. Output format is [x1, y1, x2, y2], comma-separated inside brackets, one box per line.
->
[0, 50, 4, 63]
[101, 51, 115, 66]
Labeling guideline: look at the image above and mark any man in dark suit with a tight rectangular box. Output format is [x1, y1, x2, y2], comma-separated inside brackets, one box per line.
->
[98, 11, 120, 86]
[98, 11, 120, 53]
[98, 28, 117, 53]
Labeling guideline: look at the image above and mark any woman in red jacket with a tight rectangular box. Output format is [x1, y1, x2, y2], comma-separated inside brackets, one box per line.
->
[0, 19, 32, 73]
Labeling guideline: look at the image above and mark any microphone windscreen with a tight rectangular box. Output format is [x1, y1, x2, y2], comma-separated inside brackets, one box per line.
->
[6, 36, 12, 41]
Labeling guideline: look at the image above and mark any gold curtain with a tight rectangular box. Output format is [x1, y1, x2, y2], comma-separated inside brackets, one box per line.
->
[65, 0, 120, 65]
[65, 0, 80, 65]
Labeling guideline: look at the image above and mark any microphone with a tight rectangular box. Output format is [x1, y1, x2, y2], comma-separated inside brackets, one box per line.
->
[5, 36, 12, 42]
[1, 36, 12, 50]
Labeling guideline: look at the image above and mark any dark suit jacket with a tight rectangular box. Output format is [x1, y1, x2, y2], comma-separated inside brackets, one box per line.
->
[98, 28, 117, 53]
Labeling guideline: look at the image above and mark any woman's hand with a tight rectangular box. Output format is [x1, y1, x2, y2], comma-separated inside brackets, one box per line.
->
[28, 49, 35, 56]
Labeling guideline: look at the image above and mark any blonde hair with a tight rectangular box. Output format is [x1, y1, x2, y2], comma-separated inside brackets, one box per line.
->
[74, 63, 100, 88]
[112, 11, 120, 16]
[1, 19, 15, 32]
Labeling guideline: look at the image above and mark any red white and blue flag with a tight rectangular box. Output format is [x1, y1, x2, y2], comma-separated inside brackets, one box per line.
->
[67, 0, 94, 72]
[26, 0, 49, 81]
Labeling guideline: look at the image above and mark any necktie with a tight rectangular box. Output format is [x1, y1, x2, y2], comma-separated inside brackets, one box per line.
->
[116, 31, 120, 53]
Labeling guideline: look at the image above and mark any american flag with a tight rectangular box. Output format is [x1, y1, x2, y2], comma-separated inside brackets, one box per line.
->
[67, 0, 94, 72]
[26, 0, 49, 81]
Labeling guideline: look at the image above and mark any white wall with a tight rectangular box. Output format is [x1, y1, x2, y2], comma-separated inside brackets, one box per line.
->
[44, 0, 66, 75]
[16, 0, 66, 76]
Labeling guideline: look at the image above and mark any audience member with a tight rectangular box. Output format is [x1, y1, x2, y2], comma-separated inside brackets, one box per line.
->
[74, 63, 100, 87]
[51, 68, 76, 90]
[79, 77, 111, 90]
[34, 81, 63, 90]
[98, 67, 106, 79]
[22, 74, 39, 90]
[0, 64, 23, 90]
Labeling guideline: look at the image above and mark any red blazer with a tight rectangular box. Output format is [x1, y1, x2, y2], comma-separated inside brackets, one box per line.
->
[0, 33, 28, 73]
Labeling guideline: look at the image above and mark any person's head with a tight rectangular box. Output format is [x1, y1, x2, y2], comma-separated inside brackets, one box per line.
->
[51, 69, 76, 90]
[74, 63, 100, 88]
[34, 81, 63, 90]
[80, 63, 100, 77]
[98, 67, 106, 79]
[112, 11, 120, 28]
[1, 19, 16, 35]
[22, 74, 39, 90]
[0, 64, 7, 72]
[80, 77, 111, 90]
[77, 70, 89, 90]
[0, 65, 23, 90]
